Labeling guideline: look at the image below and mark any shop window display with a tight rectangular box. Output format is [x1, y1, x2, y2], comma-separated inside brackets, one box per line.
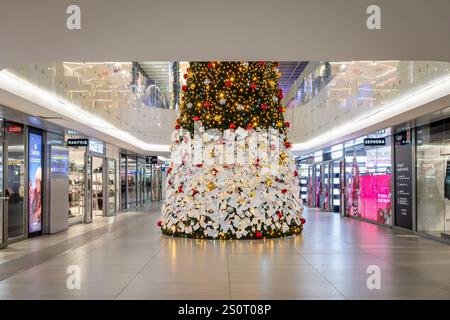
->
[68, 148, 85, 224]
[416, 118, 450, 238]
[345, 130, 392, 225]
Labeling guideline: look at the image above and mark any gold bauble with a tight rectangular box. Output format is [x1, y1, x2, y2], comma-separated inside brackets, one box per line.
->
[280, 152, 287, 160]
[249, 191, 255, 197]
[276, 72, 282, 78]
[214, 115, 222, 122]
[269, 80, 275, 87]
[187, 71, 193, 78]
[266, 179, 273, 187]
[190, 83, 196, 90]
[207, 182, 216, 191]
[276, 121, 283, 128]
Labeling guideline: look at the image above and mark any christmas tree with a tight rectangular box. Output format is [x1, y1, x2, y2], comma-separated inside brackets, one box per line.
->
[159, 61, 305, 240]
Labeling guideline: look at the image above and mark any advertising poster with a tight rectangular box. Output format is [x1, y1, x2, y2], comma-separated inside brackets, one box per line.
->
[28, 132, 43, 234]
[346, 156, 392, 225]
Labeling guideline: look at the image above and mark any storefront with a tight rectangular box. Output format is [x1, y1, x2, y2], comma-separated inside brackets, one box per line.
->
[416, 114, 450, 239]
[67, 133, 118, 225]
[0, 115, 57, 247]
[298, 128, 393, 225]
[298, 146, 345, 213]
[344, 130, 393, 225]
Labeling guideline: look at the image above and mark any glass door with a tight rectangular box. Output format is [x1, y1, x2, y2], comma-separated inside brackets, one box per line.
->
[314, 164, 321, 208]
[322, 162, 331, 211]
[91, 156, 104, 217]
[444, 156, 450, 237]
[84, 156, 92, 223]
[107, 159, 116, 215]
[6, 122, 26, 241]
[0, 142, 6, 248]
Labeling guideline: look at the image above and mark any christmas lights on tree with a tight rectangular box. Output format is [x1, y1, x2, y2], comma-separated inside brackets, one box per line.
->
[159, 61, 305, 240]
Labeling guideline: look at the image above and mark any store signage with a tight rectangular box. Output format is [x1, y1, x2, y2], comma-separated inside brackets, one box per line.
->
[364, 138, 386, 146]
[394, 130, 413, 230]
[88, 139, 104, 154]
[28, 131, 43, 235]
[67, 138, 89, 147]
[146, 156, 158, 164]
[6, 125, 22, 133]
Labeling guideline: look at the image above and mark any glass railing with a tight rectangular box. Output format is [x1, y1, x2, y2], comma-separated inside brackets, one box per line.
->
[288, 61, 450, 110]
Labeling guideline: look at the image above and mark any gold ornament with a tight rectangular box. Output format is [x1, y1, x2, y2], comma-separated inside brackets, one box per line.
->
[269, 80, 275, 87]
[276, 121, 283, 128]
[276, 72, 282, 78]
[266, 179, 273, 187]
[280, 152, 287, 160]
[207, 182, 216, 191]
[190, 83, 196, 90]
[214, 115, 222, 122]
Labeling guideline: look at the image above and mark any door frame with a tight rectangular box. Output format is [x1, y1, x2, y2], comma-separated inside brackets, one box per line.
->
[5, 123, 28, 244]
[84, 154, 92, 223]
[105, 158, 117, 216]
[0, 140, 8, 249]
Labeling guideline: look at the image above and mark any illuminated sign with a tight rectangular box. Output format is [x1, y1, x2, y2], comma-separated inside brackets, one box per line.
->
[28, 132, 43, 234]
[67, 138, 89, 147]
[88, 139, 104, 154]
[364, 138, 386, 146]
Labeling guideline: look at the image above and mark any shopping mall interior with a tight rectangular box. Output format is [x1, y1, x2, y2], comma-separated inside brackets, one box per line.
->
[1, 0, 450, 303]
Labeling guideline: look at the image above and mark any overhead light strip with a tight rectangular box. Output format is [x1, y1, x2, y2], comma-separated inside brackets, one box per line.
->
[0, 70, 170, 153]
[292, 74, 450, 152]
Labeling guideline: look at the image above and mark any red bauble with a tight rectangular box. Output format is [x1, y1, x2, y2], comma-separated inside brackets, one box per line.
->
[225, 80, 232, 87]
[187, 67, 191, 72]
[294, 170, 298, 177]
[203, 101, 211, 108]
[174, 124, 180, 130]
[246, 124, 253, 131]
[157, 220, 162, 227]
[285, 121, 290, 128]
[300, 218, 306, 225]
[279, 92, 284, 99]
[250, 83, 257, 90]
[182, 85, 188, 92]
[278, 107, 284, 113]
[196, 164, 203, 168]
[255, 231, 263, 239]
[178, 186, 183, 193]
[258, 61, 265, 67]
[277, 211, 283, 218]
[183, 73, 188, 79]
[192, 189, 198, 196]
[193, 116, 200, 121]
[261, 103, 268, 111]
[167, 167, 172, 174]
[229, 123, 236, 130]
[207, 62, 213, 69]
[281, 189, 288, 194]
[274, 62, 279, 67]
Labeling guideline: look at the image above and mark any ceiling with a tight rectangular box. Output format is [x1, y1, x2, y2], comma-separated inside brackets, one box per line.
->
[278, 62, 309, 94]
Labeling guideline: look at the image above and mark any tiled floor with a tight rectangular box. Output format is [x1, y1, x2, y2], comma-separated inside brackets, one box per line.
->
[1, 205, 450, 299]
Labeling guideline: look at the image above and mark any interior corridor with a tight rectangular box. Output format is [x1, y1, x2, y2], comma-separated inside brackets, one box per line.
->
[1, 205, 450, 300]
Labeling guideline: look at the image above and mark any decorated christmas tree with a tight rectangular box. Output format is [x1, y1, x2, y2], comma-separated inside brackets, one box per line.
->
[159, 61, 305, 239]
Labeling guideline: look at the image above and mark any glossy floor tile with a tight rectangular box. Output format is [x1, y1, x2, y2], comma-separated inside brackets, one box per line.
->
[1, 205, 450, 300]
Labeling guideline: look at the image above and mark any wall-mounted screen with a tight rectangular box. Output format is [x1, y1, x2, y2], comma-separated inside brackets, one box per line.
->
[28, 131, 43, 234]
